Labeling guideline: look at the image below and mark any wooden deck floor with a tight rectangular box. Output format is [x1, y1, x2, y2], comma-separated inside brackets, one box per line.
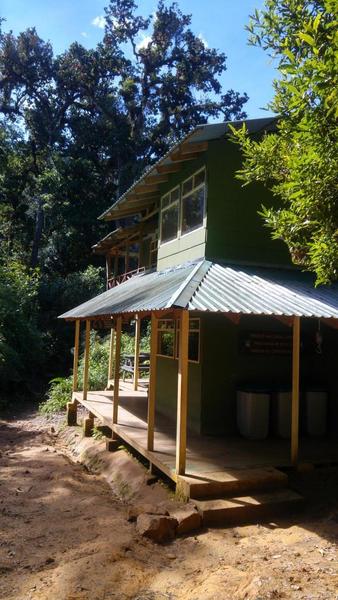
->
[73, 386, 338, 496]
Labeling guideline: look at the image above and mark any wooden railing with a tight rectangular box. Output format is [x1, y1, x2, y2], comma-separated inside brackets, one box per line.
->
[107, 266, 145, 289]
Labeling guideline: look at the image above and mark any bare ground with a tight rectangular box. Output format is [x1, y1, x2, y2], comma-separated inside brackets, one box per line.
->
[1, 409, 338, 600]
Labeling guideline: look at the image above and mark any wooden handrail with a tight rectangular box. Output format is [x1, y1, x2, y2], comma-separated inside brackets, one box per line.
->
[107, 266, 145, 289]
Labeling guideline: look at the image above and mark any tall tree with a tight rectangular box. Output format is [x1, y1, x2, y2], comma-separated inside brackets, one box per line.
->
[0, 3, 248, 269]
[103, 0, 248, 179]
[0, 25, 77, 267]
[231, 0, 338, 285]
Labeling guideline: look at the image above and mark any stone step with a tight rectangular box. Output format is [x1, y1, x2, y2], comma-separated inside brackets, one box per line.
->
[178, 467, 288, 500]
[194, 488, 304, 526]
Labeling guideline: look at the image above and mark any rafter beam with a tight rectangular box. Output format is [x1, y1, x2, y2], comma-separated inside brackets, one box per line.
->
[181, 141, 208, 155]
[143, 174, 168, 185]
[224, 312, 241, 325]
[156, 163, 181, 175]
[105, 203, 156, 220]
[274, 315, 293, 327]
[322, 318, 338, 330]
[135, 184, 159, 194]
[170, 151, 200, 163]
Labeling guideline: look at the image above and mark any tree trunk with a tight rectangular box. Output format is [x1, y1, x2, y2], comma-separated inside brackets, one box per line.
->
[31, 197, 44, 268]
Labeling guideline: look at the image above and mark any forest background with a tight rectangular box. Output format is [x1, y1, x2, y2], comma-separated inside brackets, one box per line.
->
[1, 0, 336, 409]
[0, 0, 248, 407]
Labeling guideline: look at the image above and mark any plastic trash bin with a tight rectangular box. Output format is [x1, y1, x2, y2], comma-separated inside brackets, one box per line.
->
[237, 390, 270, 440]
[305, 390, 327, 436]
[273, 390, 292, 439]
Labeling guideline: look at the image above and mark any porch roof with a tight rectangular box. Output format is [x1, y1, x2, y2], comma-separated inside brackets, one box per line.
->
[92, 223, 142, 254]
[59, 260, 338, 321]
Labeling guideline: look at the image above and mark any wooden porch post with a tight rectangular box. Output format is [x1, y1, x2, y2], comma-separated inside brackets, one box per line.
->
[106, 254, 112, 289]
[114, 252, 119, 278]
[72, 319, 80, 393]
[113, 316, 122, 426]
[291, 316, 301, 466]
[176, 310, 189, 475]
[107, 327, 115, 386]
[133, 314, 141, 391]
[67, 319, 81, 425]
[83, 319, 91, 402]
[147, 313, 158, 451]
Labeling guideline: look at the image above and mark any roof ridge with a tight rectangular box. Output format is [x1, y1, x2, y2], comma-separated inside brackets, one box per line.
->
[167, 260, 212, 309]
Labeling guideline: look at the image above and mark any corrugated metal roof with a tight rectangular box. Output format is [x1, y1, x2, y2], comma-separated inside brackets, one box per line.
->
[59, 261, 204, 319]
[99, 117, 278, 221]
[189, 263, 338, 318]
[59, 260, 338, 321]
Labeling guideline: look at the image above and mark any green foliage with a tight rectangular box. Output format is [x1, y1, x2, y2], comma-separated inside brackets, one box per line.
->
[231, 0, 338, 285]
[0, 2, 248, 406]
[39, 324, 151, 414]
[92, 426, 105, 441]
[0, 261, 43, 405]
[39, 377, 73, 414]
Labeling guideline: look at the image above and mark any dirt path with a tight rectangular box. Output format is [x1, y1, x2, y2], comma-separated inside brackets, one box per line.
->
[1, 410, 338, 600]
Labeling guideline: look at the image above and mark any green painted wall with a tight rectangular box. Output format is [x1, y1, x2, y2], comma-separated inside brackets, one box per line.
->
[157, 155, 206, 199]
[205, 139, 290, 266]
[156, 155, 207, 269]
[155, 355, 202, 434]
[200, 313, 338, 436]
[153, 137, 291, 270]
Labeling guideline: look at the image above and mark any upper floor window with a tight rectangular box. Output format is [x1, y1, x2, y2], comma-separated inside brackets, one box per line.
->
[181, 168, 206, 235]
[160, 187, 180, 243]
[149, 236, 158, 267]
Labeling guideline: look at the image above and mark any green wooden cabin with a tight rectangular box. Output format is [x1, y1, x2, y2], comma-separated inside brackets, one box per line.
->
[91, 117, 338, 439]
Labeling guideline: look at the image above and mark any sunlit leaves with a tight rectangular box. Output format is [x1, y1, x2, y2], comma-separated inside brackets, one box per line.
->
[232, 0, 338, 285]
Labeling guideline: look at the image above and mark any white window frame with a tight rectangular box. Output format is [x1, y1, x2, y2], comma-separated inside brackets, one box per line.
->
[159, 186, 180, 245]
[180, 167, 207, 238]
[157, 319, 176, 359]
[149, 234, 158, 267]
[175, 317, 201, 364]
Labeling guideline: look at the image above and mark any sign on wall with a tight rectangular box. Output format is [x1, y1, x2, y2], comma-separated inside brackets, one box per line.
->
[240, 331, 292, 355]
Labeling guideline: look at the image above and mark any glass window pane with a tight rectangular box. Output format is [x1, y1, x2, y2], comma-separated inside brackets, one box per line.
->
[161, 204, 179, 242]
[162, 194, 170, 209]
[188, 331, 199, 362]
[181, 186, 205, 234]
[158, 319, 175, 331]
[182, 177, 193, 196]
[176, 319, 200, 362]
[171, 187, 180, 203]
[194, 170, 205, 188]
[158, 331, 174, 357]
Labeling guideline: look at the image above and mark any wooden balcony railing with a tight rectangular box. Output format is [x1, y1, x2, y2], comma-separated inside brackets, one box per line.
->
[107, 266, 145, 289]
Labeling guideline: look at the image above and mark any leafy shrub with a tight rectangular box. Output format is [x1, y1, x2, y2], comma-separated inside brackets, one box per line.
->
[38, 265, 105, 376]
[40, 376, 73, 414]
[0, 261, 44, 406]
[40, 322, 151, 414]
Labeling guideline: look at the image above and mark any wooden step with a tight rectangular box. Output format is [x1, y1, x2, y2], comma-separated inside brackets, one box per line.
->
[178, 467, 288, 500]
[194, 488, 304, 526]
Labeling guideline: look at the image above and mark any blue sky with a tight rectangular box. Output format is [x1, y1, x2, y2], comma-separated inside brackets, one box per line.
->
[1, 0, 276, 118]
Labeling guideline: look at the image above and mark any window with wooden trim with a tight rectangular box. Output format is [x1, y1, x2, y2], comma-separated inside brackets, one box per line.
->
[181, 169, 206, 235]
[160, 187, 180, 243]
[149, 236, 158, 267]
[176, 318, 201, 363]
[157, 319, 175, 358]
